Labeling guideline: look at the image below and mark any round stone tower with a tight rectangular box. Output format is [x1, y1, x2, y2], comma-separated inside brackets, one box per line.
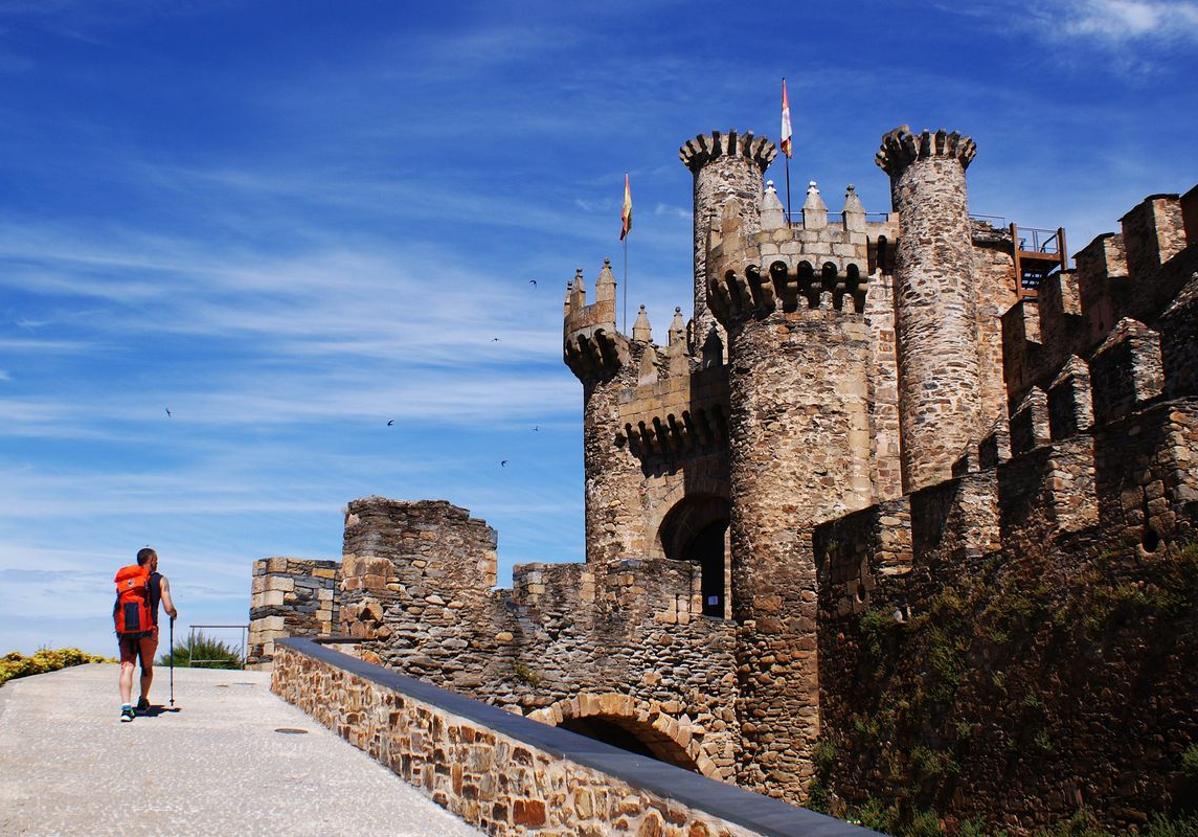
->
[563, 259, 648, 564]
[876, 126, 983, 493]
[679, 130, 776, 352]
[706, 198, 874, 801]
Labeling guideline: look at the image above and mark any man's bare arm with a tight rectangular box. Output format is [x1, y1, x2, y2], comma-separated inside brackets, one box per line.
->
[160, 575, 178, 620]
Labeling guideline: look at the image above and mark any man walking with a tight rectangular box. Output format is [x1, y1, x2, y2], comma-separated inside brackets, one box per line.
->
[115, 547, 177, 722]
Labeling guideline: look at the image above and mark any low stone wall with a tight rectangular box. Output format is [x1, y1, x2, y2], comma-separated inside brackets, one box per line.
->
[272, 638, 871, 837]
[247, 557, 339, 669]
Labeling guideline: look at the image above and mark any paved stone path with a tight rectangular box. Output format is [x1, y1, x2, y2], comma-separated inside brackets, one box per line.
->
[0, 663, 481, 836]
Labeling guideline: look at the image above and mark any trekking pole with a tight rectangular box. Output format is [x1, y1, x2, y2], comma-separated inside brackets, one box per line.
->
[169, 616, 175, 708]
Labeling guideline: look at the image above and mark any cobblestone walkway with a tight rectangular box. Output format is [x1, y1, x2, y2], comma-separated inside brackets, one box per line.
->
[0, 663, 480, 836]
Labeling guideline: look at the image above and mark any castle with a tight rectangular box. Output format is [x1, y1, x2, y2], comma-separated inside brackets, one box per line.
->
[249, 125, 1198, 833]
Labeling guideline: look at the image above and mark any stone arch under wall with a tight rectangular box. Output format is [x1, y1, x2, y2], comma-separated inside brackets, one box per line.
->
[526, 693, 726, 781]
[653, 482, 731, 619]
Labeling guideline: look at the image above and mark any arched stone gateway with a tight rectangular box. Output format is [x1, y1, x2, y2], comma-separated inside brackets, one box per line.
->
[526, 693, 725, 781]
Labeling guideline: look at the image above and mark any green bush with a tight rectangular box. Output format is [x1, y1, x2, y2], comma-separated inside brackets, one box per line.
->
[1183, 744, 1198, 782]
[0, 648, 115, 686]
[157, 632, 243, 669]
[1146, 813, 1198, 837]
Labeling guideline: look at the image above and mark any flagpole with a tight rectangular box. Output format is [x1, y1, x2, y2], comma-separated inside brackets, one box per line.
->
[623, 236, 628, 333]
[785, 155, 792, 226]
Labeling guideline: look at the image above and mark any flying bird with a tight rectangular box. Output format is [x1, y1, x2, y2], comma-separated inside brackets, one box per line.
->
[491, 337, 500, 342]
[528, 279, 537, 288]
[533, 426, 539, 432]
[500, 460, 508, 468]
[387, 419, 395, 426]
[165, 408, 172, 418]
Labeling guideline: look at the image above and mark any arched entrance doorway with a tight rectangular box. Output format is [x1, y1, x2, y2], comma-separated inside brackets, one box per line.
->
[657, 495, 730, 617]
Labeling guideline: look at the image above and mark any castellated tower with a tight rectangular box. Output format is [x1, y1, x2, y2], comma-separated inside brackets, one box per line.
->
[562, 259, 648, 564]
[876, 127, 985, 493]
[706, 191, 874, 797]
[680, 131, 776, 350]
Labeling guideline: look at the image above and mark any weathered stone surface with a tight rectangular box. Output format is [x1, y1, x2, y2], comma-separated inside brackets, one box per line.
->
[272, 644, 758, 837]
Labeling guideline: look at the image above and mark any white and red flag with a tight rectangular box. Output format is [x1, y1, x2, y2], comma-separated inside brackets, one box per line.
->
[620, 173, 632, 241]
[780, 78, 793, 158]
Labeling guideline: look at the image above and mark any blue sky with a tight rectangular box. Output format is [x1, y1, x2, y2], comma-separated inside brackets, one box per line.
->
[1, 0, 1195, 656]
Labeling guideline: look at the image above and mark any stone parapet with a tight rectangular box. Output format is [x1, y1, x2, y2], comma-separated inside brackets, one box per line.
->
[874, 125, 977, 176]
[247, 556, 339, 669]
[272, 639, 871, 837]
[1001, 184, 1196, 406]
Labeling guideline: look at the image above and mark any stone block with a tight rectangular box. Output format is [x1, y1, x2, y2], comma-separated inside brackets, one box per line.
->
[1010, 386, 1050, 454]
[1048, 356, 1094, 440]
[1120, 193, 1185, 280]
[1090, 318, 1164, 425]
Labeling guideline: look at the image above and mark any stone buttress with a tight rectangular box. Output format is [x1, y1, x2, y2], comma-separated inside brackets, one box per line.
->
[877, 126, 985, 492]
[706, 188, 875, 801]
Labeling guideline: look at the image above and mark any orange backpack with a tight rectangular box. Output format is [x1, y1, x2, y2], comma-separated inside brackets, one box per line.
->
[114, 564, 153, 636]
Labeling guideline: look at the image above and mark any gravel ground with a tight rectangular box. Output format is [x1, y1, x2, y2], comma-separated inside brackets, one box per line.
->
[0, 663, 481, 836]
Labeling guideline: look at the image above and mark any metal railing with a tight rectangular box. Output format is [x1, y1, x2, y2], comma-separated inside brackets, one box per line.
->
[1016, 226, 1063, 255]
[187, 623, 249, 668]
[785, 210, 891, 226]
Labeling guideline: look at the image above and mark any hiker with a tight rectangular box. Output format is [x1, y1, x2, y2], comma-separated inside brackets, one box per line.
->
[114, 547, 177, 722]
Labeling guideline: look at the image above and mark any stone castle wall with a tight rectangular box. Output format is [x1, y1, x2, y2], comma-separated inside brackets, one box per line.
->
[247, 556, 338, 669]
[811, 198, 1198, 831]
[814, 397, 1198, 833]
[271, 639, 865, 837]
[247, 117, 1198, 832]
[332, 496, 742, 782]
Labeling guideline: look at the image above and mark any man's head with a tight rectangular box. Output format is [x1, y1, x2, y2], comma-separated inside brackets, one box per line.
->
[136, 547, 158, 571]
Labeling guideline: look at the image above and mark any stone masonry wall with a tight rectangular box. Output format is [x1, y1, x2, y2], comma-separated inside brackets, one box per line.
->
[812, 399, 1198, 834]
[247, 556, 339, 669]
[270, 642, 766, 837]
[334, 497, 743, 782]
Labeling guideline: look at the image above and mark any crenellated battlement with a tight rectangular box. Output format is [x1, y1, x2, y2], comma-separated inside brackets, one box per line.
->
[755, 180, 898, 269]
[563, 259, 632, 382]
[678, 129, 776, 174]
[1001, 185, 1197, 406]
[707, 192, 869, 324]
[707, 259, 868, 324]
[874, 125, 977, 176]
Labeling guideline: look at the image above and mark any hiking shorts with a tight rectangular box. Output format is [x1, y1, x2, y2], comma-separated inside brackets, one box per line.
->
[117, 627, 158, 670]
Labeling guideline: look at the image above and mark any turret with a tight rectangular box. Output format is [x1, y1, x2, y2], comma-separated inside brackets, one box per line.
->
[563, 260, 649, 564]
[679, 130, 776, 352]
[707, 193, 874, 800]
[563, 258, 628, 383]
[876, 125, 984, 492]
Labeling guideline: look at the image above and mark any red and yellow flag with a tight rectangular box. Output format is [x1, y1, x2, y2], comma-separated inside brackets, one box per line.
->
[780, 78, 793, 159]
[620, 173, 632, 241]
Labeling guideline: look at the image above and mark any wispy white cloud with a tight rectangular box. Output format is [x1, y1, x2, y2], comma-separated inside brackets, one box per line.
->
[654, 202, 690, 220]
[1058, 0, 1198, 42]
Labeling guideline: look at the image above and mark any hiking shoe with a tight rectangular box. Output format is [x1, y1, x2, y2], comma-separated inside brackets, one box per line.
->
[136, 697, 150, 715]
[120, 706, 135, 723]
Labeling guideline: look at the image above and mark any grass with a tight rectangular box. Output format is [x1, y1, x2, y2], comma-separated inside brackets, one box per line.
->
[0, 648, 115, 686]
[157, 632, 243, 670]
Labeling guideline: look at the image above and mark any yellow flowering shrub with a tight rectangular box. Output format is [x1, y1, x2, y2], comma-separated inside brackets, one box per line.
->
[0, 648, 115, 686]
